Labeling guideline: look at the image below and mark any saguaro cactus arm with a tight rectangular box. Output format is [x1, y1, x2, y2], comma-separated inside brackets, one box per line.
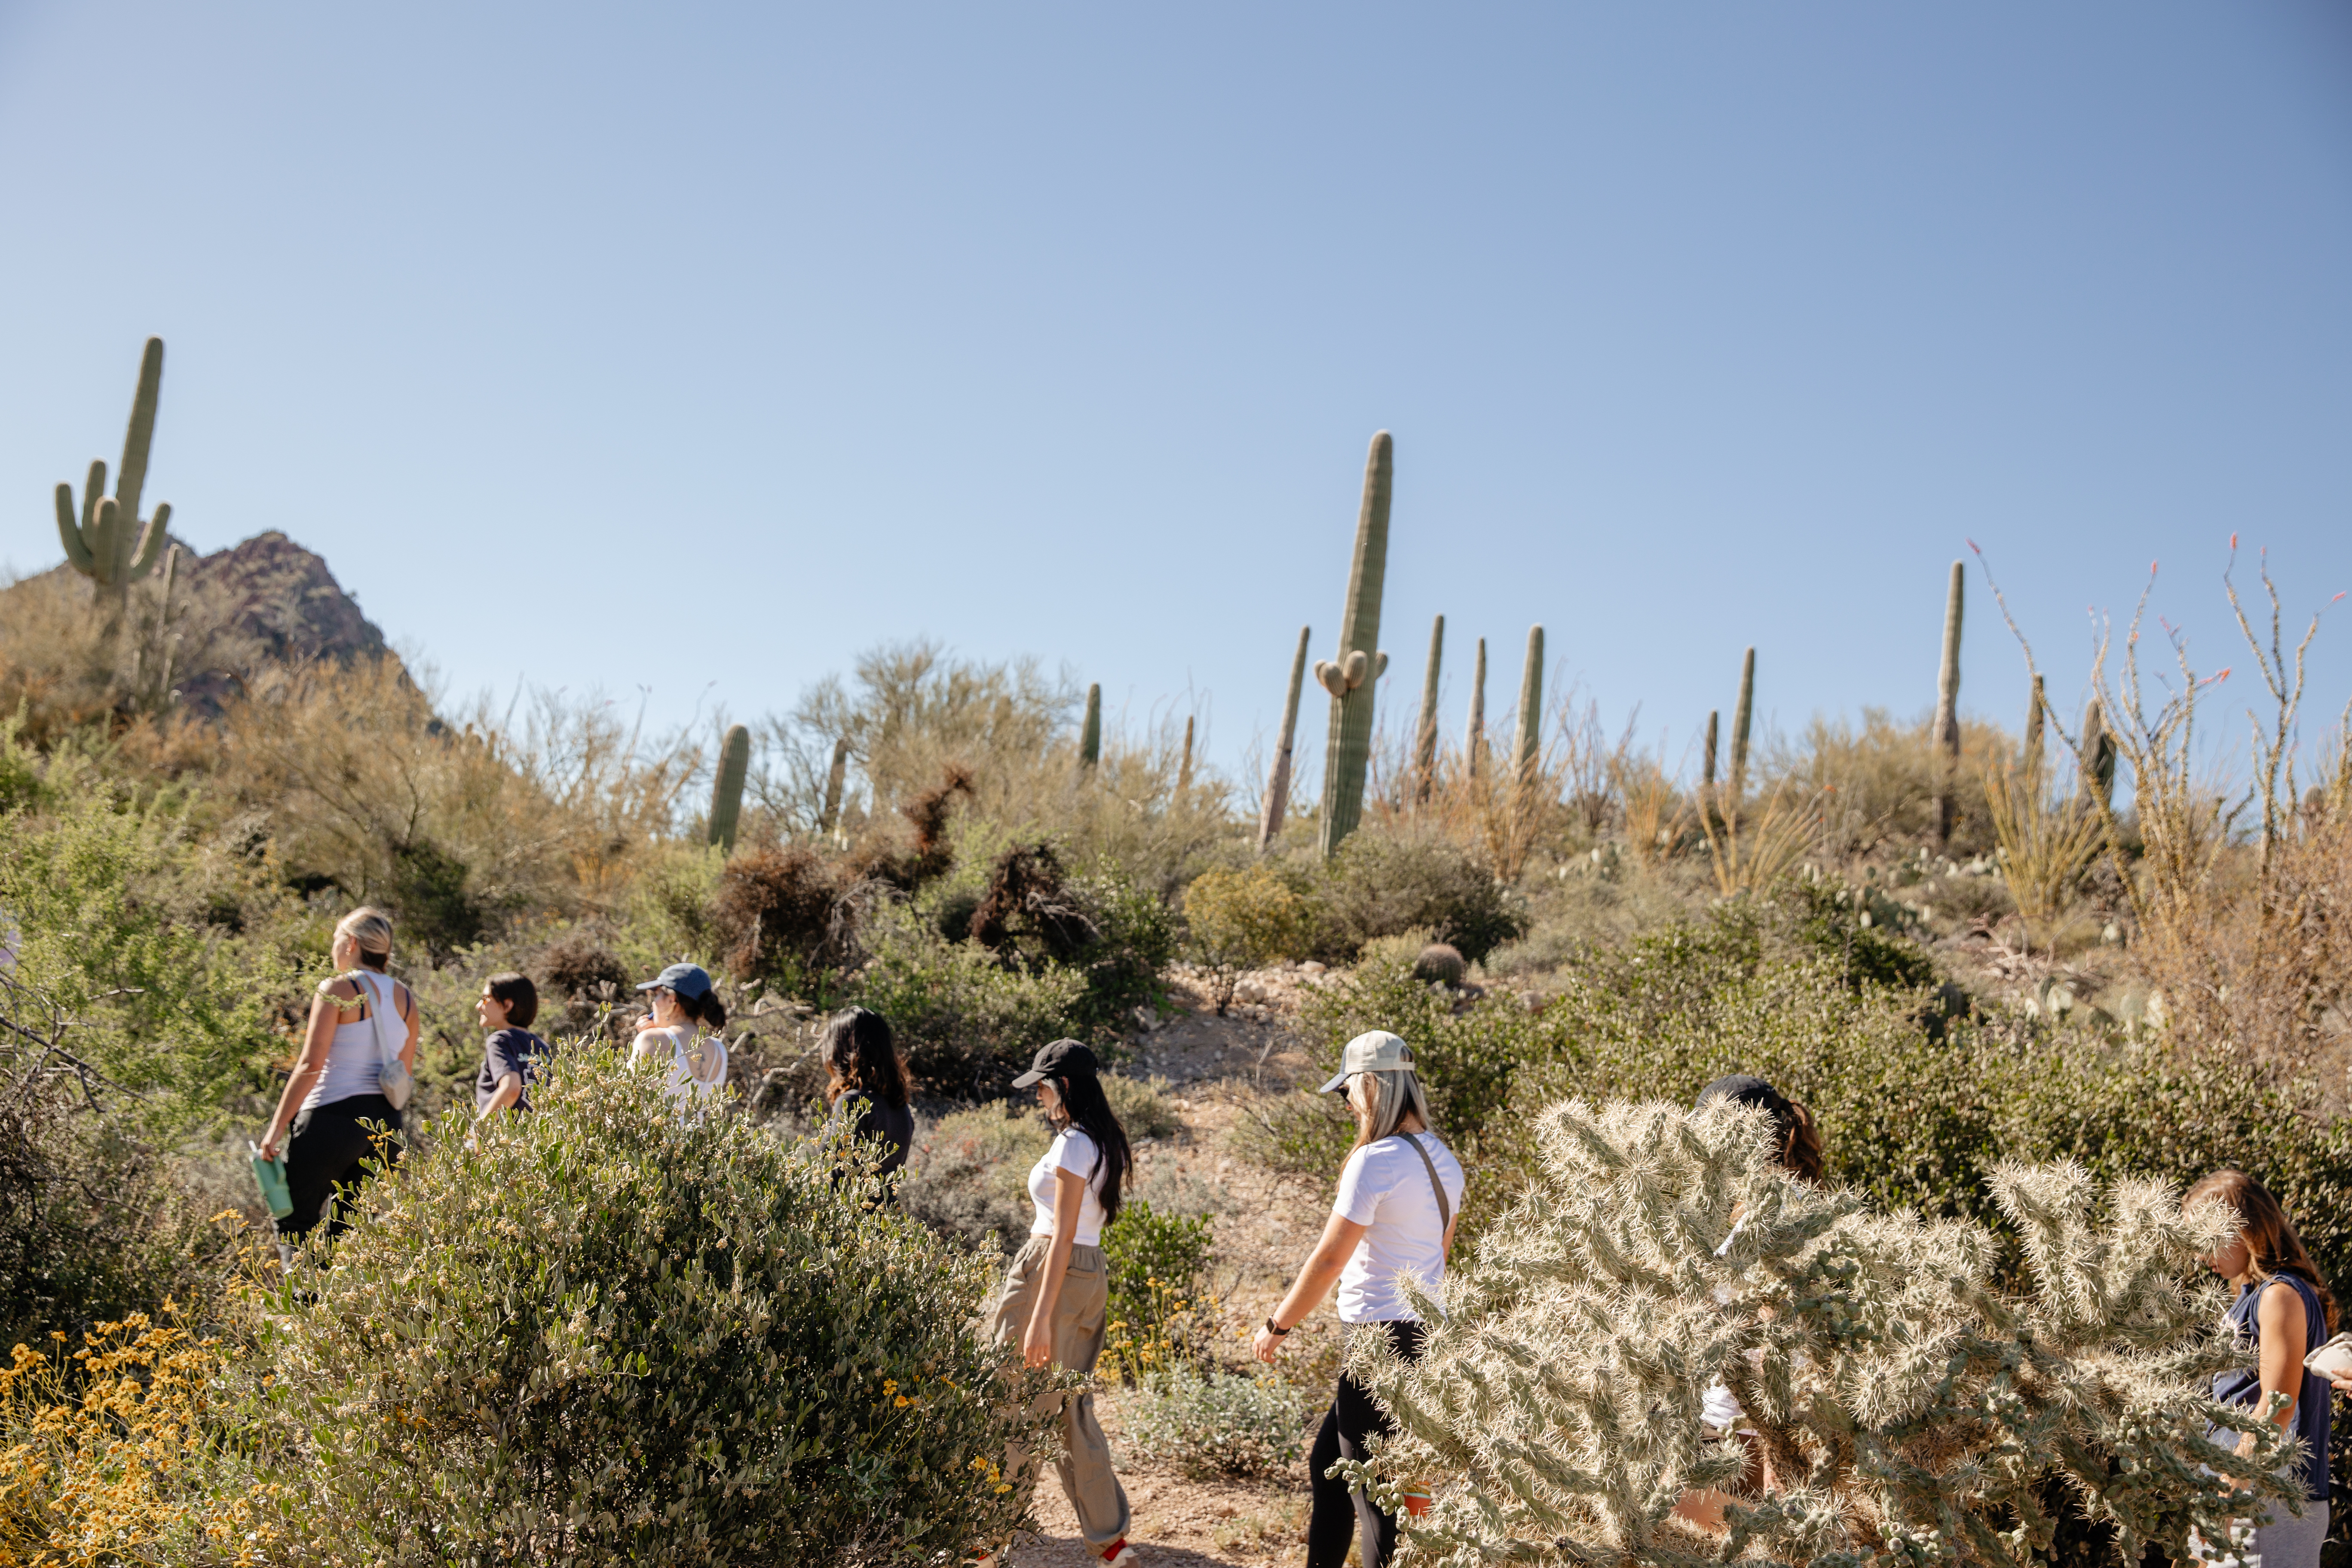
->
[1317, 430, 1393, 859]
[55, 481, 97, 575]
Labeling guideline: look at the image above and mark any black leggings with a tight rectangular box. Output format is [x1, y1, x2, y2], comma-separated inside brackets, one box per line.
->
[1308, 1320, 1426, 1568]
[279, 1093, 402, 1240]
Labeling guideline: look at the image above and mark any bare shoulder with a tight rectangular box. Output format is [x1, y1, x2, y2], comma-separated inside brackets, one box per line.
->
[315, 974, 364, 1006]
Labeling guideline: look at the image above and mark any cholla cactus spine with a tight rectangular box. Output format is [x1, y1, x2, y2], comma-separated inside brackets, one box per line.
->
[1316, 431, 1393, 859]
[1347, 1099, 2298, 1568]
[1259, 626, 1311, 852]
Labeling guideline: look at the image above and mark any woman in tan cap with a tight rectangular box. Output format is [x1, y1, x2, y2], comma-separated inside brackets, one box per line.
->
[1253, 1029, 1463, 1568]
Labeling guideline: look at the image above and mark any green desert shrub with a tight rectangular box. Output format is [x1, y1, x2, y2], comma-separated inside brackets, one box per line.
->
[1119, 1366, 1309, 1480]
[854, 904, 1090, 1093]
[1099, 1072, 1182, 1141]
[1100, 1197, 1213, 1350]
[899, 1102, 1053, 1256]
[1296, 828, 1526, 965]
[250, 1045, 1063, 1567]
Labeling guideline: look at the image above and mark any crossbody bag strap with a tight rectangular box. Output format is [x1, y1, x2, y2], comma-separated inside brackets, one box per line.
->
[356, 971, 401, 1069]
[1390, 1131, 1452, 1236]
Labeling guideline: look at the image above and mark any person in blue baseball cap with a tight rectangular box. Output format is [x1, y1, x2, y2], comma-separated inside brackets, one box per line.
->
[629, 962, 729, 1110]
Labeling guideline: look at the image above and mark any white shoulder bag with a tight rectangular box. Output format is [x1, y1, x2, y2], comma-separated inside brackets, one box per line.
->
[356, 970, 414, 1111]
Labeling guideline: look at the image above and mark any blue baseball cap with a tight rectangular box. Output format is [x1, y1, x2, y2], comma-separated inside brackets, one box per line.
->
[636, 962, 714, 1002]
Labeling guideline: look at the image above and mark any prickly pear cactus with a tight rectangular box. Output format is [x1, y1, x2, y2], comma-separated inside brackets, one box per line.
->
[1317, 432, 1393, 859]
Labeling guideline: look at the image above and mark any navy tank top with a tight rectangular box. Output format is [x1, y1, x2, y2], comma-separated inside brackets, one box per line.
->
[2213, 1272, 2331, 1502]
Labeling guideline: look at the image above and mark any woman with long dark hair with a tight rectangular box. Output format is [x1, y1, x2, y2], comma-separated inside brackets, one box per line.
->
[2186, 1169, 2337, 1568]
[986, 1039, 1136, 1568]
[628, 962, 729, 1110]
[258, 907, 418, 1260]
[818, 1005, 914, 1179]
[1253, 1030, 1464, 1568]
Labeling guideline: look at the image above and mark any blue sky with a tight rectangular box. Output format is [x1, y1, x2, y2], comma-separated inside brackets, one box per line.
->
[3, 3, 2348, 790]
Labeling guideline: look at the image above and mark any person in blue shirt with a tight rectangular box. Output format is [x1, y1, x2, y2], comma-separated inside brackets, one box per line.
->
[2187, 1169, 2337, 1568]
[472, 971, 552, 1125]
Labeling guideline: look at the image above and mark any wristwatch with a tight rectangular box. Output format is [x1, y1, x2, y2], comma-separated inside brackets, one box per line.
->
[1265, 1317, 1290, 1336]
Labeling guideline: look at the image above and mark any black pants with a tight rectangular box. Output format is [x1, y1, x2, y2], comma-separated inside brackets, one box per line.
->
[279, 1093, 402, 1240]
[1308, 1320, 1426, 1568]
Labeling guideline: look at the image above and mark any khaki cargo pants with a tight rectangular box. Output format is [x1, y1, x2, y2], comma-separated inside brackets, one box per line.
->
[988, 1236, 1132, 1551]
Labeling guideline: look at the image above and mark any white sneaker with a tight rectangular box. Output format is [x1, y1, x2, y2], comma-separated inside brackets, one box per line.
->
[1100, 1540, 1138, 1568]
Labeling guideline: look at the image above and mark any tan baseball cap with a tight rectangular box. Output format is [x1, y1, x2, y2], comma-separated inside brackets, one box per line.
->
[1319, 1029, 1415, 1094]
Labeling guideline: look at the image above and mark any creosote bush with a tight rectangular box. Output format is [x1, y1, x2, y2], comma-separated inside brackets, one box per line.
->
[1120, 1366, 1308, 1481]
[247, 1045, 1066, 1566]
[1347, 1099, 2301, 1568]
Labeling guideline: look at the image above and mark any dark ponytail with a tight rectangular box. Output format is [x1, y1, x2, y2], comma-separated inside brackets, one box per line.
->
[1049, 1069, 1132, 1223]
[688, 991, 727, 1032]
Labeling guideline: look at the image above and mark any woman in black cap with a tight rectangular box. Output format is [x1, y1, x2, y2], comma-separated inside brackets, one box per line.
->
[1675, 1073, 1823, 1532]
[986, 1038, 1137, 1568]
[628, 962, 729, 1110]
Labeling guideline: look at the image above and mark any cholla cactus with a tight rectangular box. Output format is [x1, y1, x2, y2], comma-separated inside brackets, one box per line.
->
[1341, 1098, 2299, 1568]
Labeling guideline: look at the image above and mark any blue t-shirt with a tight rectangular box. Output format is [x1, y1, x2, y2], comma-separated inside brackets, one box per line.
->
[2213, 1272, 2332, 1502]
[474, 1028, 553, 1113]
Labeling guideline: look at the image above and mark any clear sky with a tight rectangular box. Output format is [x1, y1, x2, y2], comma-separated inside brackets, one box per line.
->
[3, 3, 2348, 790]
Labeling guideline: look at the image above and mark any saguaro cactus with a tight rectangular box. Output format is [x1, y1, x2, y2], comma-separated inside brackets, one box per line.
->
[818, 737, 851, 833]
[1177, 714, 1195, 799]
[707, 724, 751, 852]
[1729, 646, 1756, 812]
[55, 337, 173, 639]
[1465, 638, 1487, 776]
[1511, 625, 1544, 787]
[1258, 626, 1311, 852]
[1931, 560, 1965, 845]
[1702, 710, 1719, 791]
[1413, 615, 1444, 803]
[1314, 432, 1393, 859]
[2022, 674, 2047, 781]
[1079, 684, 1102, 770]
[2082, 698, 2116, 808]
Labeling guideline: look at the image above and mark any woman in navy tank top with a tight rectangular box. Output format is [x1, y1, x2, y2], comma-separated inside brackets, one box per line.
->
[2187, 1170, 2336, 1568]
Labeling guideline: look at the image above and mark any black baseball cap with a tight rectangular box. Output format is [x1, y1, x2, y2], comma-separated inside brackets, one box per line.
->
[1011, 1038, 1098, 1088]
[1696, 1073, 1794, 1126]
[635, 962, 714, 1003]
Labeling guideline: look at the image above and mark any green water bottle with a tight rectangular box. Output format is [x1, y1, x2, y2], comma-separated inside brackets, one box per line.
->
[248, 1139, 293, 1220]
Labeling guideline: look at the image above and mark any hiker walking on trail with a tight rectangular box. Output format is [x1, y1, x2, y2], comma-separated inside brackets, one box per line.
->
[986, 1038, 1138, 1568]
[472, 971, 553, 1125]
[629, 962, 729, 1110]
[1253, 1029, 1464, 1568]
[259, 907, 417, 1255]
[819, 1005, 915, 1181]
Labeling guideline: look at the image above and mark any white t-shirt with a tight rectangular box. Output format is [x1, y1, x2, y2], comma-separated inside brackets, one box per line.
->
[1332, 1132, 1466, 1323]
[1028, 1126, 1112, 1247]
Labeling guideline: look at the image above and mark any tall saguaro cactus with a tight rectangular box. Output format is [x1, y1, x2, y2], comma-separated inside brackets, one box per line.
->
[1465, 638, 1487, 775]
[1931, 560, 1965, 845]
[1314, 431, 1393, 860]
[55, 337, 174, 641]
[1413, 615, 1444, 803]
[2022, 674, 2047, 782]
[2081, 699, 2116, 808]
[1177, 715, 1195, 799]
[1703, 710, 1720, 791]
[1512, 625, 1544, 787]
[1079, 684, 1102, 770]
[1258, 626, 1311, 852]
[1729, 647, 1756, 812]
[819, 737, 851, 833]
[707, 724, 751, 852]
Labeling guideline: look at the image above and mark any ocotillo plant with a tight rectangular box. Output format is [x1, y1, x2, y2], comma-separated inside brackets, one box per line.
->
[1258, 626, 1311, 852]
[707, 725, 751, 852]
[1413, 615, 1443, 804]
[1511, 625, 1544, 788]
[818, 737, 850, 833]
[1079, 684, 1102, 770]
[1464, 637, 1487, 777]
[1729, 646, 1756, 811]
[1313, 431, 1393, 858]
[1338, 1098, 2298, 1568]
[1931, 560, 1965, 845]
[55, 337, 173, 643]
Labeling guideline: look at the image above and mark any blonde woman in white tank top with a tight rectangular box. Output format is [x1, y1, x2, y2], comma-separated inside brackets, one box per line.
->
[260, 908, 418, 1249]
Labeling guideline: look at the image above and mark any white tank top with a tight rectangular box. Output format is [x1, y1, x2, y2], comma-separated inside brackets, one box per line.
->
[303, 970, 407, 1111]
